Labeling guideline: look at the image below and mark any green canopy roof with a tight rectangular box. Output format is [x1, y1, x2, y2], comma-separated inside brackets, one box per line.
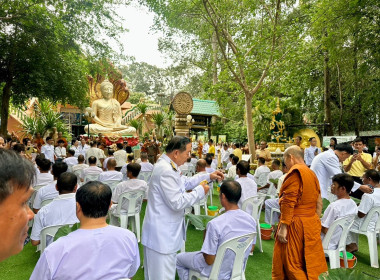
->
[191, 98, 221, 116]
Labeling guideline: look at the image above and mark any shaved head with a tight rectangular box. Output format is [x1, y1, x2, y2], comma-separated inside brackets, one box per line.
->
[284, 145, 304, 160]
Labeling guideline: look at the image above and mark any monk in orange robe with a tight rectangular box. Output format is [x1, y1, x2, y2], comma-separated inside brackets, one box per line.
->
[197, 141, 203, 159]
[272, 145, 327, 280]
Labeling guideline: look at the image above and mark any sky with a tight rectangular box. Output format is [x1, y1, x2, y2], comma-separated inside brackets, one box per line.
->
[117, 4, 170, 68]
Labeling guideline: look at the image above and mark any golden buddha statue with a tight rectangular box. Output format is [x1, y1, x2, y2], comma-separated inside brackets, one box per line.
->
[86, 80, 136, 136]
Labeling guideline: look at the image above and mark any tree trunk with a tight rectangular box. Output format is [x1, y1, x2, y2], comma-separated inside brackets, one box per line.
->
[212, 32, 218, 85]
[0, 82, 12, 137]
[336, 63, 343, 136]
[323, 50, 333, 135]
[245, 94, 256, 163]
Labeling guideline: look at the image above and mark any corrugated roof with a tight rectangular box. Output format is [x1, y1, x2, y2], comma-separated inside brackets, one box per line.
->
[191, 98, 221, 116]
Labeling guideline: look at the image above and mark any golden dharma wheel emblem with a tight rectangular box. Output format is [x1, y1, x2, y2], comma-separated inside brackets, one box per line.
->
[172, 92, 193, 115]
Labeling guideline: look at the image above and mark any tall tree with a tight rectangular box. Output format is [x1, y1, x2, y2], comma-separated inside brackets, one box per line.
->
[0, 0, 126, 136]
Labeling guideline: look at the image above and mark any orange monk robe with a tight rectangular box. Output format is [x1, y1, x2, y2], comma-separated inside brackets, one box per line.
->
[272, 163, 327, 280]
[197, 143, 203, 159]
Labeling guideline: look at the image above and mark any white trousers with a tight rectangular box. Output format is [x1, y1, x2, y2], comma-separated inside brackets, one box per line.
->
[143, 246, 177, 280]
[177, 251, 209, 280]
[264, 198, 280, 225]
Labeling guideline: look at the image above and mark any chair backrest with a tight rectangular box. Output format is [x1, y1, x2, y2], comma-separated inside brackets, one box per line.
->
[137, 171, 152, 183]
[67, 165, 73, 172]
[103, 180, 122, 192]
[84, 173, 100, 183]
[241, 195, 266, 221]
[73, 169, 83, 184]
[209, 233, 256, 280]
[257, 172, 270, 187]
[359, 206, 380, 232]
[41, 198, 53, 208]
[116, 190, 145, 216]
[322, 215, 355, 251]
[40, 224, 73, 253]
[29, 185, 45, 208]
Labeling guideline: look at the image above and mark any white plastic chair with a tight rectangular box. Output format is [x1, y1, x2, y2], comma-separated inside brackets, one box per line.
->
[29, 185, 45, 209]
[73, 169, 83, 185]
[241, 195, 266, 253]
[256, 172, 270, 187]
[84, 173, 100, 183]
[41, 198, 53, 208]
[181, 207, 193, 253]
[109, 190, 145, 242]
[270, 208, 281, 226]
[349, 206, 380, 268]
[193, 194, 209, 215]
[188, 233, 256, 280]
[40, 224, 74, 253]
[103, 180, 122, 192]
[322, 215, 355, 269]
[138, 171, 152, 183]
[266, 182, 278, 199]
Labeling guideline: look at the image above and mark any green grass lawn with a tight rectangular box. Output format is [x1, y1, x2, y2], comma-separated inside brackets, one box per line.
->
[1, 193, 379, 279]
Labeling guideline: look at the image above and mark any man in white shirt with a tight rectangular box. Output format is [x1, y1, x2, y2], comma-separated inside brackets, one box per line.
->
[202, 141, 209, 157]
[176, 180, 256, 280]
[190, 153, 198, 167]
[30, 181, 140, 280]
[79, 139, 89, 156]
[142, 136, 223, 280]
[114, 143, 127, 171]
[227, 156, 239, 179]
[35, 159, 54, 187]
[311, 143, 371, 201]
[221, 144, 230, 168]
[236, 160, 257, 209]
[31, 172, 79, 247]
[258, 159, 283, 194]
[33, 162, 68, 213]
[180, 157, 193, 173]
[85, 142, 104, 168]
[72, 155, 89, 174]
[205, 155, 215, 173]
[110, 163, 148, 225]
[41, 137, 55, 163]
[304, 137, 321, 167]
[320, 173, 357, 250]
[103, 149, 114, 170]
[63, 150, 78, 169]
[253, 157, 270, 185]
[226, 153, 234, 170]
[54, 140, 66, 161]
[70, 140, 81, 157]
[81, 156, 103, 182]
[140, 152, 154, 172]
[98, 159, 123, 182]
[346, 169, 380, 253]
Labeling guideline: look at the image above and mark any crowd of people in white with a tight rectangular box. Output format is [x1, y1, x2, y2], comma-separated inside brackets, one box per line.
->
[0, 134, 380, 279]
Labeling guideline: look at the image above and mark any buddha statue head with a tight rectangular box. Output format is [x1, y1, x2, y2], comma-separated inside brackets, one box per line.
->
[100, 80, 113, 100]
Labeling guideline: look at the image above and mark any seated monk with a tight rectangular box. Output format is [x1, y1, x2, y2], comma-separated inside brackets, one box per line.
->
[86, 80, 136, 136]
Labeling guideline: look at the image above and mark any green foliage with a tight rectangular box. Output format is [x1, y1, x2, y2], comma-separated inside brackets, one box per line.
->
[128, 92, 147, 105]
[129, 119, 143, 136]
[135, 103, 148, 115]
[21, 100, 68, 137]
[319, 269, 373, 280]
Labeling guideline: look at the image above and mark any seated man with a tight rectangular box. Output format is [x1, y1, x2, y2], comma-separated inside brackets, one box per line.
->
[180, 157, 193, 173]
[176, 180, 256, 280]
[253, 157, 270, 185]
[236, 160, 257, 209]
[226, 153, 234, 170]
[205, 155, 216, 174]
[227, 156, 239, 179]
[346, 169, 380, 253]
[0, 150, 35, 262]
[98, 158, 123, 182]
[264, 162, 288, 225]
[190, 153, 198, 166]
[71, 155, 88, 173]
[258, 159, 283, 194]
[120, 154, 135, 181]
[63, 149, 78, 169]
[35, 158, 53, 187]
[33, 162, 68, 213]
[30, 181, 140, 280]
[140, 152, 154, 172]
[110, 163, 148, 225]
[31, 172, 79, 247]
[320, 173, 357, 250]
[80, 156, 103, 182]
[103, 149, 114, 171]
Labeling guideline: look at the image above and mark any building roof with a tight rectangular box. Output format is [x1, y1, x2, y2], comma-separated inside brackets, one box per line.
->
[191, 98, 221, 116]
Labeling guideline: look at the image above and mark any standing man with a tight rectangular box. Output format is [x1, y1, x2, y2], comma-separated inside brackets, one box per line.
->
[221, 144, 230, 168]
[142, 136, 223, 280]
[54, 140, 67, 162]
[233, 143, 243, 161]
[207, 139, 215, 155]
[41, 137, 55, 163]
[311, 143, 371, 201]
[304, 137, 321, 167]
[256, 140, 272, 162]
[343, 137, 373, 198]
[294, 135, 303, 149]
[272, 146, 327, 279]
